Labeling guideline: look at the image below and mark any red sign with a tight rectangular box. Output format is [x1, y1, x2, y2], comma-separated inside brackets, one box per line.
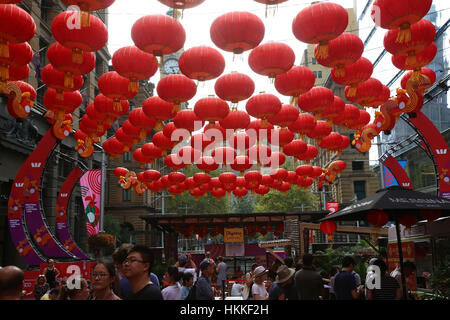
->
[387, 241, 415, 273]
[39, 261, 96, 285]
[22, 270, 41, 299]
[326, 202, 340, 214]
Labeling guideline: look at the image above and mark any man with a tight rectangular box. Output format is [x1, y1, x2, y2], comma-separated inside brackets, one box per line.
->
[122, 245, 163, 300]
[267, 259, 282, 282]
[269, 265, 295, 300]
[176, 254, 197, 284]
[294, 254, 323, 300]
[112, 243, 160, 299]
[196, 258, 216, 300]
[215, 256, 227, 292]
[391, 261, 417, 299]
[366, 259, 401, 300]
[334, 256, 360, 300]
[0, 265, 25, 300]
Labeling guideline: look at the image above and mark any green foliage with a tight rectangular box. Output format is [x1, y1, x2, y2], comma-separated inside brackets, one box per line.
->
[103, 214, 134, 244]
[431, 258, 450, 300]
[254, 187, 317, 213]
[230, 193, 256, 213]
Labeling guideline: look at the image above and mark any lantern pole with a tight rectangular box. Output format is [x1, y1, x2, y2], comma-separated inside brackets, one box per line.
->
[394, 216, 408, 300]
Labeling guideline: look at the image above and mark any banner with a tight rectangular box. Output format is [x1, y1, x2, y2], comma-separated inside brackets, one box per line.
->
[224, 228, 244, 243]
[225, 243, 245, 257]
[387, 241, 415, 273]
[383, 159, 407, 188]
[80, 170, 102, 236]
[326, 202, 340, 214]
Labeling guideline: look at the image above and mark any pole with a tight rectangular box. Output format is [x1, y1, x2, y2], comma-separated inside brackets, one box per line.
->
[99, 148, 106, 232]
[161, 190, 166, 263]
[394, 217, 408, 300]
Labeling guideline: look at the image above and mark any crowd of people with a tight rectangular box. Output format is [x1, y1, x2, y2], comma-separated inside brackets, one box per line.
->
[0, 244, 417, 301]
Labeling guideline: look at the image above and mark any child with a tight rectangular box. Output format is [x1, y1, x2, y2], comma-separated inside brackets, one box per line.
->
[181, 272, 194, 300]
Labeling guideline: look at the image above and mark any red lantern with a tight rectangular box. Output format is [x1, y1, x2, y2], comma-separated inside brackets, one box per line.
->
[277, 182, 291, 195]
[233, 187, 248, 200]
[247, 145, 272, 166]
[133, 148, 153, 167]
[51, 11, 108, 63]
[98, 71, 137, 112]
[194, 96, 229, 123]
[315, 33, 364, 77]
[142, 143, 164, 160]
[179, 46, 225, 81]
[131, 14, 186, 58]
[298, 87, 334, 119]
[230, 156, 253, 175]
[296, 145, 319, 164]
[0, 42, 32, 82]
[320, 220, 337, 235]
[296, 165, 313, 177]
[193, 172, 211, 186]
[349, 78, 383, 108]
[274, 66, 315, 102]
[322, 96, 346, 124]
[0, 4, 35, 58]
[86, 103, 108, 132]
[284, 171, 298, 184]
[43, 88, 82, 120]
[266, 151, 286, 168]
[392, 42, 437, 79]
[142, 96, 176, 130]
[165, 153, 185, 171]
[288, 113, 316, 137]
[311, 166, 323, 178]
[113, 167, 129, 178]
[255, 184, 270, 197]
[158, 0, 205, 9]
[190, 133, 214, 151]
[210, 11, 265, 55]
[157, 74, 197, 111]
[333, 104, 361, 129]
[169, 171, 186, 186]
[94, 94, 129, 124]
[211, 187, 226, 201]
[212, 147, 236, 165]
[401, 67, 436, 91]
[153, 131, 177, 155]
[292, 2, 348, 59]
[331, 57, 373, 97]
[282, 139, 307, 158]
[246, 120, 274, 143]
[112, 46, 159, 92]
[228, 132, 256, 151]
[267, 128, 294, 149]
[248, 42, 295, 79]
[244, 170, 262, 188]
[371, 0, 432, 43]
[178, 146, 201, 164]
[399, 214, 417, 228]
[219, 109, 250, 130]
[369, 85, 391, 108]
[268, 104, 299, 128]
[333, 135, 351, 156]
[246, 93, 282, 125]
[173, 109, 205, 133]
[4, 64, 28, 83]
[41, 64, 83, 97]
[196, 156, 219, 173]
[128, 108, 156, 138]
[214, 72, 255, 104]
[219, 172, 237, 193]
[306, 121, 332, 142]
[367, 210, 389, 228]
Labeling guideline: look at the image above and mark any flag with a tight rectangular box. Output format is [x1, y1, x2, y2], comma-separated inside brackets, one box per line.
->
[80, 170, 102, 236]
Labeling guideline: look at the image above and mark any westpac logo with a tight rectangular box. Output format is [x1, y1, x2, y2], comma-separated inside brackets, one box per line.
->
[436, 149, 448, 155]
[60, 193, 68, 198]
[402, 183, 411, 187]
[31, 162, 42, 168]
[15, 183, 24, 188]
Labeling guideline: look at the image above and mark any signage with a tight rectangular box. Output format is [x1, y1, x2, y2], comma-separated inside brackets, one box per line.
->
[80, 169, 102, 236]
[326, 202, 340, 214]
[225, 243, 245, 257]
[387, 241, 415, 273]
[224, 228, 244, 243]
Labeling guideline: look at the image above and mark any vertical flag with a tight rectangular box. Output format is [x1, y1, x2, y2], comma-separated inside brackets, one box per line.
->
[80, 169, 102, 236]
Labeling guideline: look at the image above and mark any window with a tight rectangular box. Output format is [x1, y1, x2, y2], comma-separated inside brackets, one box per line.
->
[312, 58, 317, 65]
[123, 152, 131, 162]
[313, 71, 317, 78]
[123, 189, 131, 201]
[318, 71, 322, 78]
[353, 181, 366, 200]
[352, 161, 364, 171]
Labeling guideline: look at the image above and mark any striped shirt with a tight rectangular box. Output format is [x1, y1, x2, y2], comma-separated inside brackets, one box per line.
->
[371, 276, 400, 300]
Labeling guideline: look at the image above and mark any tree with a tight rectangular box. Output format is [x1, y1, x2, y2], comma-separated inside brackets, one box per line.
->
[230, 193, 255, 213]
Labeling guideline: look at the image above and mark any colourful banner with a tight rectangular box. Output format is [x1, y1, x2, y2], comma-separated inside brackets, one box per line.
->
[326, 202, 340, 214]
[387, 241, 415, 273]
[56, 166, 90, 259]
[383, 159, 408, 188]
[80, 170, 102, 236]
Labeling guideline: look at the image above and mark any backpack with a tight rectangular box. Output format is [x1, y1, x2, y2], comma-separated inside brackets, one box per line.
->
[185, 281, 197, 300]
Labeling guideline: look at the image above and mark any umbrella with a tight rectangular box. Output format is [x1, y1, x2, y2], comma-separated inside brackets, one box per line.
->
[320, 186, 450, 300]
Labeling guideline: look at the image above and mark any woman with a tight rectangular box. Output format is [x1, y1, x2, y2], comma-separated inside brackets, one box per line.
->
[243, 264, 258, 300]
[33, 275, 50, 300]
[162, 266, 182, 300]
[58, 278, 90, 300]
[42, 259, 60, 289]
[251, 266, 269, 300]
[92, 260, 121, 300]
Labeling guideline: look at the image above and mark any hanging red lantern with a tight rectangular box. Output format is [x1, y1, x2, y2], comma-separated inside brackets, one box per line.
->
[43, 88, 82, 120]
[288, 113, 316, 137]
[401, 67, 436, 91]
[230, 156, 253, 175]
[322, 96, 346, 124]
[3, 64, 28, 84]
[173, 109, 205, 133]
[194, 96, 229, 124]
[113, 167, 129, 179]
[306, 121, 332, 142]
[190, 133, 214, 151]
[266, 151, 286, 168]
[131, 14, 186, 58]
[142, 143, 164, 161]
[196, 156, 219, 173]
[333, 135, 351, 156]
[246, 120, 274, 143]
[284, 171, 298, 184]
[0, 42, 32, 83]
[244, 170, 262, 189]
[165, 153, 185, 172]
[233, 187, 248, 201]
[371, 0, 432, 43]
[219, 172, 237, 194]
[214, 72, 255, 105]
[282, 139, 307, 158]
[158, 0, 205, 9]
[277, 181, 291, 195]
[392, 42, 437, 80]
[104, 137, 126, 158]
[0, 4, 35, 58]
[348, 78, 383, 108]
[212, 146, 236, 165]
[349, 110, 371, 131]
[98, 71, 137, 112]
[178, 146, 201, 164]
[129, 108, 156, 138]
[210, 11, 265, 55]
[247, 145, 272, 166]
[370, 85, 391, 108]
[329, 160, 347, 173]
[296, 145, 319, 164]
[292, 2, 348, 59]
[274, 66, 315, 103]
[399, 214, 417, 228]
[267, 128, 294, 150]
[168, 171, 186, 185]
[260, 175, 274, 186]
[153, 131, 177, 155]
[268, 104, 299, 128]
[333, 104, 361, 129]
[246, 93, 282, 125]
[211, 187, 226, 201]
[121, 120, 141, 144]
[179, 46, 225, 82]
[298, 87, 334, 119]
[142, 96, 176, 130]
[331, 57, 373, 97]
[41, 64, 83, 98]
[296, 165, 313, 177]
[320, 220, 337, 236]
[315, 33, 364, 77]
[157, 74, 197, 112]
[86, 103, 108, 133]
[229, 132, 256, 152]
[311, 166, 323, 179]
[112, 45, 159, 92]
[94, 94, 129, 124]
[193, 172, 211, 186]
[113, 129, 133, 152]
[255, 184, 270, 197]
[248, 42, 295, 79]
[219, 109, 250, 130]
[51, 11, 108, 63]
[367, 210, 389, 228]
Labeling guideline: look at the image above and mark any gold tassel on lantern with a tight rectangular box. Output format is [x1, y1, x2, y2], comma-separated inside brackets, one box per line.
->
[72, 48, 83, 64]
[64, 72, 74, 89]
[405, 52, 417, 68]
[113, 100, 122, 113]
[0, 40, 9, 58]
[56, 90, 64, 101]
[0, 63, 9, 81]
[80, 10, 91, 27]
[334, 66, 346, 78]
[315, 42, 329, 59]
[347, 86, 357, 97]
[396, 24, 412, 43]
[410, 69, 421, 82]
[128, 79, 139, 93]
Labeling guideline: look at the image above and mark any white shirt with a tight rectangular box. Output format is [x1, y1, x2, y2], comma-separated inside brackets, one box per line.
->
[162, 283, 182, 300]
[231, 283, 245, 297]
[251, 283, 268, 299]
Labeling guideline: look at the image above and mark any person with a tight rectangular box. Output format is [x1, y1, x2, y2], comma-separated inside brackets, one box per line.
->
[33, 274, 50, 300]
[269, 265, 295, 300]
[334, 256, 360, 300]
[196, 258, 216, 300]
[162, 266, 182, 300]
[328, 266, 340, 300]
[234, 266, 243, 279]
[391, 261, 417, 300]
[112, 243, 160, 299]
[122, 244, 163, 300]
[216, 256, 227, 292]
[91, 259, 121, 300]
[42, 259, 60, 289]
[252, 266, 269, 300]
[242, 263, 258, 300]
[58, 278, 90, 300]
[0, 265, 24, 300]
[284, 257, 294, 269]
[176, 254, 197, 284]
[40, 288, 59, 300]
[267, 259, 282, 282]
[294, 254, 324, 300]
[181, 272, 194, 300]
[230, 276, 245, 297]
[366, 259, 401, 300]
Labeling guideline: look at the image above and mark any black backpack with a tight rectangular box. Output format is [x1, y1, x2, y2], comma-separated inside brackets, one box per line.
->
[185, 281, 197, 300]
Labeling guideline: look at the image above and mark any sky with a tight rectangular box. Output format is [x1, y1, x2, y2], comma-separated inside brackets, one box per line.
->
[105, 0, 430, 164]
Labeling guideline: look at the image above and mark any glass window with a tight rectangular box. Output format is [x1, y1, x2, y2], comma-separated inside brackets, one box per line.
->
[352, 161, 364, 171]
[313, 71, 317, 78]
[123, 152, 131, 162]
[354, 181, 366, 200]
[123, 189, 131, 201]
[312, 58, 317, 65]
[318, 71, 322, 78]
